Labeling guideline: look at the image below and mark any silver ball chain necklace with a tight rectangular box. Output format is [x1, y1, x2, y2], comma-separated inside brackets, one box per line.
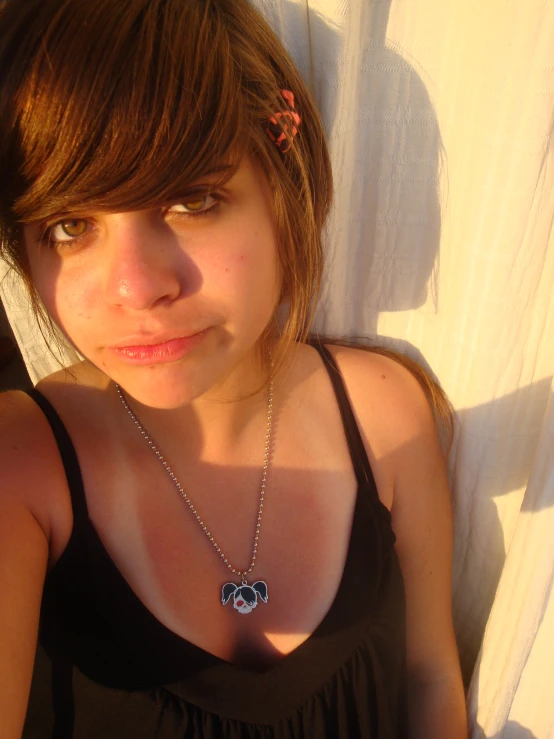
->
[115, 378, 273, 615]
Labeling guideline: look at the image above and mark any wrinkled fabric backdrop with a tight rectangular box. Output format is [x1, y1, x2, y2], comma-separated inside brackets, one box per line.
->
[1, 1, 553, 737]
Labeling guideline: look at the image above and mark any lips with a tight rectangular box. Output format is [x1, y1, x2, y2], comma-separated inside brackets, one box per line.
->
[108, 329, 208, 364]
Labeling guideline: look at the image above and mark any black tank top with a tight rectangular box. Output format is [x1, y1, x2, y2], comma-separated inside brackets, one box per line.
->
[23, 345, 407, 738]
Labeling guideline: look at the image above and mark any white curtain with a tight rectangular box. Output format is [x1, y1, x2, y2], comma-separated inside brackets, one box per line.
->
[1, 0, 553, 736]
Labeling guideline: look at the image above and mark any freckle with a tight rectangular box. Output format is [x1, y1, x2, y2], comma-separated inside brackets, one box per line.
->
[381, 375, 386, 380]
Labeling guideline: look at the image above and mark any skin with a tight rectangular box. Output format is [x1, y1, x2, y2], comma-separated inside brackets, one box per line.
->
[0, 154, 467, 737]
[25, 156, 281, 411]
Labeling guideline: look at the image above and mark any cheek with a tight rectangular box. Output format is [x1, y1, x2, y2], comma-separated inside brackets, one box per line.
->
[215, 226, 280, 311]
[33, 260, 99, 337]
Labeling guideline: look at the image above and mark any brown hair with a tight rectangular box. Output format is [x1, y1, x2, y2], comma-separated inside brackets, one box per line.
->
[0, 0, 331, 376]
[0, 0, 452, 439]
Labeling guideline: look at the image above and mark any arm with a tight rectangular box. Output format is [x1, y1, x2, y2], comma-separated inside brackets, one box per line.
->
[0, 393, 58, 738]
[0, 502, 49, 738]
[328, 346, 467, 738]
[384, 366, 467, 738]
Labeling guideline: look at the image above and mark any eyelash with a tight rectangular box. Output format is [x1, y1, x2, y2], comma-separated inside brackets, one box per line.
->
[38, 194, 222, 249]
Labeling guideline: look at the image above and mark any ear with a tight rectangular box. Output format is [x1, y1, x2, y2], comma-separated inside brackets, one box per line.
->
[252, 581, 268, 603]
[221, 582, 237, 605]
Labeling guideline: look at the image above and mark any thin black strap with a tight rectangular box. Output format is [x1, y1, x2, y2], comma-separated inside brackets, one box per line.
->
[311, 343, 380, 499]
[26, 389, 89, 523]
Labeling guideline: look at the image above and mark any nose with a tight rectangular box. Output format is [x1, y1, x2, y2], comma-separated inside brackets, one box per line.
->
[103, 212, 184, 310]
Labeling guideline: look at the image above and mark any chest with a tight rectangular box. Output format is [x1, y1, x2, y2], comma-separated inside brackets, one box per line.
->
[56, 416, 363, 669]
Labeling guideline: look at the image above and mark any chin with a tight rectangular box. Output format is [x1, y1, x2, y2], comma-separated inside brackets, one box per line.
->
[113, 365, 222, 409]
[91, 329, 224, 406]
[95, 326, 266, 407]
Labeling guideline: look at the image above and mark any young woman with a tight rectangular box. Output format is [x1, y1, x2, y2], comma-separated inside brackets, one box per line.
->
[0, 0, 467, 736]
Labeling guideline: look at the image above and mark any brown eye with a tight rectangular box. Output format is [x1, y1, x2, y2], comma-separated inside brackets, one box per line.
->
[62, 220, 87, 237]
[183, 198, 207, 212]
[50, 219, 89, 242]
[169, 194, 217, 215]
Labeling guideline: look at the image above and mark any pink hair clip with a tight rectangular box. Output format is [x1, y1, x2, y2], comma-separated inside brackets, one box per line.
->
[265, 89, 302, 153]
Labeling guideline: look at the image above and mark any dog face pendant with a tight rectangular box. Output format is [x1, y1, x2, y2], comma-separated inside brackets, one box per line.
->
[221, 581, 268, 614]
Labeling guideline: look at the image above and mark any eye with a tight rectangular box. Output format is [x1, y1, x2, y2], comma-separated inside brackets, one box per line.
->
[168, 194, 218, 216]
[48, 218, 90, 243]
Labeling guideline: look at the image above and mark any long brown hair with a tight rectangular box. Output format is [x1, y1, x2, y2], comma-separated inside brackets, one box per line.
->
[0, 0, 331, 374]
[0, 0, 452, 439]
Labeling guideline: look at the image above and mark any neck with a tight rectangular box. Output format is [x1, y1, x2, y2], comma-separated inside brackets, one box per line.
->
[113, 348, 275, 462]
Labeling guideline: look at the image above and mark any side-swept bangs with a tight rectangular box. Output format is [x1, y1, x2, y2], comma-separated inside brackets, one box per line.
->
[2, 0, 245, 223]
[0, 0, 334, 382]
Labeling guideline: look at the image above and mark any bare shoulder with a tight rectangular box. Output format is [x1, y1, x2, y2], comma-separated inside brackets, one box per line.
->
[323, 343, 440, 462]
[0, 389, 72, 559]
[322, 342, 451, 518]
[322, 346, 464, 699]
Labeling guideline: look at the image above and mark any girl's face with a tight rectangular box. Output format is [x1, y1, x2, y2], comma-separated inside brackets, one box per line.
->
[24, 157, 281, 407]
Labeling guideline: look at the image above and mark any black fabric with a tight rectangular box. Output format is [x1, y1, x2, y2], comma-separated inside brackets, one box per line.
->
[23, 347, 408, 738]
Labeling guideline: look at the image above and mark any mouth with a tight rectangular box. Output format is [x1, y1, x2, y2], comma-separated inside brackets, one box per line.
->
[108, 329, 209, 364]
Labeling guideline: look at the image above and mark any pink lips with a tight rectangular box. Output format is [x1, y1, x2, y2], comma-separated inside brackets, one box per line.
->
[109, 330, 208, 364]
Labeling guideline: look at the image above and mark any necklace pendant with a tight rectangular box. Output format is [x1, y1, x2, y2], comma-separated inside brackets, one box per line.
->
[221, 580, 268, 614]
[116, 379, 274, 614]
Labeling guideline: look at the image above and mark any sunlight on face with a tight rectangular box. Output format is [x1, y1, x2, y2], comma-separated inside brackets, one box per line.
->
[24, 157, 282, 407]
